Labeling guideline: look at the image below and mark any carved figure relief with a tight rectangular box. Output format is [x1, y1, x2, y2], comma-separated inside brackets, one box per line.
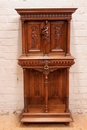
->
[54, 26, 61, 49]
[41, 21, 50, 43]
[31, 26, 38, 49]
[41, 21, 50, 54]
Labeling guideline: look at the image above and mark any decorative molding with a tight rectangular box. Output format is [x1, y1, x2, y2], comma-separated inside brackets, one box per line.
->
[15, 8, 77, 22]
[49, 60, 75, 66]
[18, 59, 75, 67]
[21, 14, 71, 19]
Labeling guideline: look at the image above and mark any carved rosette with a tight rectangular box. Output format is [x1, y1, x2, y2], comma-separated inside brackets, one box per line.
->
[18, 59, 75, 67]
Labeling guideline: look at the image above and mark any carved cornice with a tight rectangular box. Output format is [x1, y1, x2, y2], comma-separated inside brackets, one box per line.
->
[21, 13, 71, 18]
[18, 59, 75, 67]
[15, 8, 77, 21]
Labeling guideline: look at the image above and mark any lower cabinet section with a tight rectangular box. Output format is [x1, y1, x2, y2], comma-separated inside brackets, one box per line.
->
[21, 68, 73, 124]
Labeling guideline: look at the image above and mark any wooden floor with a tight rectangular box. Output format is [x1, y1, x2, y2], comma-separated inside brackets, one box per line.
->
[0, 114, 87, 130]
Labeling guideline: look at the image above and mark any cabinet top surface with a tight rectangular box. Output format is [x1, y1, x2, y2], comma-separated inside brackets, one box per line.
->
[15, 8, 77, 14]
[18, 55, 75, 60]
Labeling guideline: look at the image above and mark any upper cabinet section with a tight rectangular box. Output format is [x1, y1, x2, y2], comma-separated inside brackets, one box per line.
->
[23, 20, 67, 54]
[15, 8, 77, 56]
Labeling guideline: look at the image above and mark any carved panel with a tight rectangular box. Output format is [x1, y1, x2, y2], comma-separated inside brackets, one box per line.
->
[31, 26, 38, 49]
[49, 70, 62, 99]
[54, 26, 61, 49]
[33, 71, 40, 96]
[52, 72, 59, 97]
[29, 69, 44, 105]
[27, 22, 40, 51]
[51, 72, 59, 97]
[51, 21, 67, 52]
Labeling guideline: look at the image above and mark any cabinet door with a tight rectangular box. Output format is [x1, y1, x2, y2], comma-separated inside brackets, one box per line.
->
[50, 21, 67, 53]
[27, 21, 51, 54]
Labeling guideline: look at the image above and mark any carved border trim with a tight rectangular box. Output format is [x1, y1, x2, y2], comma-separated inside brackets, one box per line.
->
[21, 13, 71, 18]
[18, 59, 75, 67]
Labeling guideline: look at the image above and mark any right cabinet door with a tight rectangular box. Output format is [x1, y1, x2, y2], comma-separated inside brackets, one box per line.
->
[50, 21, 67, 53]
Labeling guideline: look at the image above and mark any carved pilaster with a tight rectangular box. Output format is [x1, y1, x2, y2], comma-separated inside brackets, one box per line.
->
[22, 21, 26, 54]
[23, 68, 28, 112]
[66, 20, 71, 56]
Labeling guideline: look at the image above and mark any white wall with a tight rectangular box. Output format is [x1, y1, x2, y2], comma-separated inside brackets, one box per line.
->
[0, 0, 87, 114]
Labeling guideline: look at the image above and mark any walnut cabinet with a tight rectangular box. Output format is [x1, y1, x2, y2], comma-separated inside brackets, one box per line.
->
[16, 8, 77, 124]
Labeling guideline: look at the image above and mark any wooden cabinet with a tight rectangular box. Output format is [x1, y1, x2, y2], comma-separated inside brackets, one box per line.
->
[16, 8, 77, 124]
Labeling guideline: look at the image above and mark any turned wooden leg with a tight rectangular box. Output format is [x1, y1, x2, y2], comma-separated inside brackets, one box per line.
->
[43, 61, 50, 113]
[44, 74, 49, 113]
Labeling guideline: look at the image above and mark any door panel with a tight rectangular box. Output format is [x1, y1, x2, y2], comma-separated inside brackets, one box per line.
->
[27, 22, 41, 52]
[51, 21, 67, 53]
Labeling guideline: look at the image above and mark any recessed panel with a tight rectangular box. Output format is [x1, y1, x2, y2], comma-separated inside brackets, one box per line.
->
[51, 21, 67, 52]
[27, 22, 41, 52]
